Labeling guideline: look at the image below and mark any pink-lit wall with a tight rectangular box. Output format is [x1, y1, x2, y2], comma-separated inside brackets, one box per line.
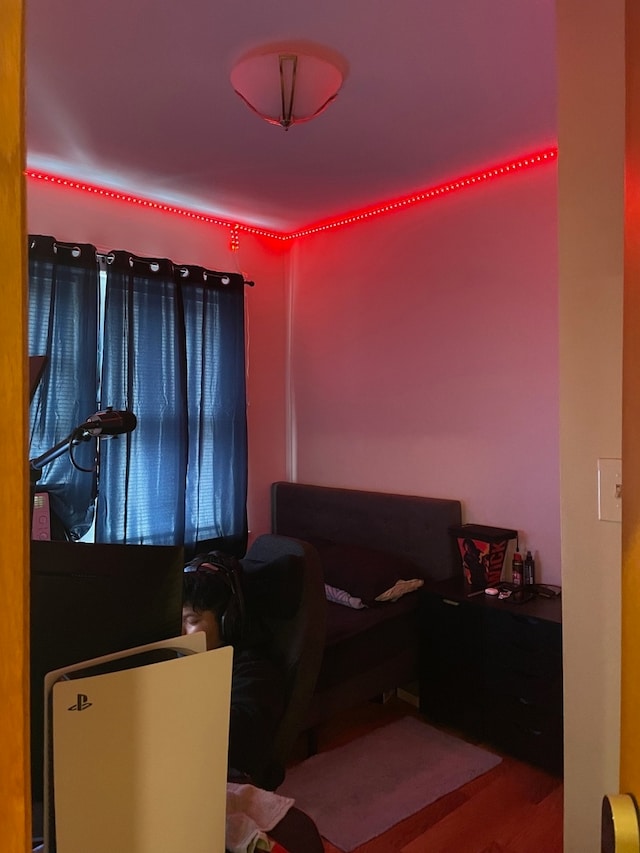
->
[289, 165, 560, 583]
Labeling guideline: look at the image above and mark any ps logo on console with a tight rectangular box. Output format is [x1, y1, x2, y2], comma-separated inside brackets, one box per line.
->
[68, 693, 92, 712]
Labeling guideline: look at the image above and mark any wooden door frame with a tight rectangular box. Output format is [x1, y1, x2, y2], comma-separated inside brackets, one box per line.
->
[0, 2, 30, 851]
[621, 0, 640, 797]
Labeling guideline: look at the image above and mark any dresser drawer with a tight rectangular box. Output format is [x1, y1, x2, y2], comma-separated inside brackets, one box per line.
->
[483, 661, 563, 710]
[483, 610, 562, 670]
[482, 691, 563, 773]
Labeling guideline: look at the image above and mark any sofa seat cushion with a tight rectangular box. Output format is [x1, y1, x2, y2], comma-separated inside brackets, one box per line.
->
[313, 542, 423, 607]
[316, 596, 419, 692]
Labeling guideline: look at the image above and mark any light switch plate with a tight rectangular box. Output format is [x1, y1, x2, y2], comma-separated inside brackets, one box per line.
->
[598, 458, 622, 523]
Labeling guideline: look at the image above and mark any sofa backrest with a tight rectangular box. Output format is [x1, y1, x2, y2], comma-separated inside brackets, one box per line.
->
[271, 482, 463, 582]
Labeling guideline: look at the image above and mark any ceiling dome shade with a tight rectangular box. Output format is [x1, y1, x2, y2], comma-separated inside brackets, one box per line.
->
[231, 44, 345, 130]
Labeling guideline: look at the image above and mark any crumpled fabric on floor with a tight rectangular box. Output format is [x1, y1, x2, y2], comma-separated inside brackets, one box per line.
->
[226, 782, 295, 853]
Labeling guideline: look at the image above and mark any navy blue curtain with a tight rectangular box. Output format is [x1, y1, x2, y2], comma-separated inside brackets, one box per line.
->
[28, 236, 99, 540]
[95, 253, 248, 552]
[180, 265, 248, 552]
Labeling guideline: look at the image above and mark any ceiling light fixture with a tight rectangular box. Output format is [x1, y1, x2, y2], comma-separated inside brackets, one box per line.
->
[230, 42, 346, 130]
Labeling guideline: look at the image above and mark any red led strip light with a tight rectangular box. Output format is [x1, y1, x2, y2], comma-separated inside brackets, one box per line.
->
[289, 148, 557, 239]
[25, 147, 557, 243]
[23, 172, 286, 242]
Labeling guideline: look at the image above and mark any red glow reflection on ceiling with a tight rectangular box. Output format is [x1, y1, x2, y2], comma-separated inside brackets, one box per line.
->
[25, 147, 557, 242]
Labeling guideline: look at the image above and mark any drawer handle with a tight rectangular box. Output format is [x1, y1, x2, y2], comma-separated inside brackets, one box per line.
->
[516, 721, 543, 737]
[442, 599, 460, 607]
[510, 615, 541, 627]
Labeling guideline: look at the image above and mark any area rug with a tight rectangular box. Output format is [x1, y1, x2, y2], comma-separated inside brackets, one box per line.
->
[277, 715, 502, 852]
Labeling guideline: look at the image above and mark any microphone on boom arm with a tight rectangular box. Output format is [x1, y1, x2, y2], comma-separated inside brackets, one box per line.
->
[76, 408, 138, 437]
[29, 408, 138, 489]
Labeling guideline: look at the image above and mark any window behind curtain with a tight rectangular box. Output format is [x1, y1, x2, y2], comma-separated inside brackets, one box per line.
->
[28, 238, 248, 553]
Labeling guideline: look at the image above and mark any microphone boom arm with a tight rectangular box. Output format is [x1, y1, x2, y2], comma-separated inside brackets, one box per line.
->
[29, 429, 91, 483]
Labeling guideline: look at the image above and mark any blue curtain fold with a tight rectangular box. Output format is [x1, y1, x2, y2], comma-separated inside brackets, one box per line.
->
[180, 265, 248, 551]
[95, 252, 188, 544]
[28, 236, 100, 540]
[95, 253, 248, 551]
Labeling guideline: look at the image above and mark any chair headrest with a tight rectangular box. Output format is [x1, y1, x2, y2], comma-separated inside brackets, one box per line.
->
[241, 553, 304, 619]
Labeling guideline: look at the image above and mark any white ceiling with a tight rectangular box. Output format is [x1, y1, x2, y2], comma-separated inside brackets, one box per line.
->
[25, 0, 557, 233]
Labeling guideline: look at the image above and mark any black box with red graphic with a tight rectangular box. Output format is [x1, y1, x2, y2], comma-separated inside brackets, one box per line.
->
[449, 524, 518, 593]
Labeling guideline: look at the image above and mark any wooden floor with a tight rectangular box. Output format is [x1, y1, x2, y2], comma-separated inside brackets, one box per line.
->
[288, 698, 563, 853]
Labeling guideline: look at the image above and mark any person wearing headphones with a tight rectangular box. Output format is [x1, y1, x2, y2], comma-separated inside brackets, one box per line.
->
[183, 551, 325, 853]
[182, 551, 285, 783]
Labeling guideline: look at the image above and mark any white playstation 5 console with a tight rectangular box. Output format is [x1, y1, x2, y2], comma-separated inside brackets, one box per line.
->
[42, 633, 232, 853]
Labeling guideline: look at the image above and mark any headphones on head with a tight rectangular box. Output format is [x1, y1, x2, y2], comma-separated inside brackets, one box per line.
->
[187, 551, 246, 647]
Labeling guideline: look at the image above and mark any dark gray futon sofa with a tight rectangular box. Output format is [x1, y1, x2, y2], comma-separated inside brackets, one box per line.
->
[269, 481, 463, 735]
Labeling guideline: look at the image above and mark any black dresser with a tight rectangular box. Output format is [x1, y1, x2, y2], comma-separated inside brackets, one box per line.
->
[419, 579, 563, 775]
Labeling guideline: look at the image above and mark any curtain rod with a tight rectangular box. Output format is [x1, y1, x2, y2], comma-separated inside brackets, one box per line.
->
[29, 239, 254, 287]
[29, 237, 255, 287]
[95, 251, 254, 286]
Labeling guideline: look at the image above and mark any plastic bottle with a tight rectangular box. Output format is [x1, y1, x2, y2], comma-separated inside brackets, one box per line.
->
[512, 547, 523, 586]
[524, 550, 535, 585]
